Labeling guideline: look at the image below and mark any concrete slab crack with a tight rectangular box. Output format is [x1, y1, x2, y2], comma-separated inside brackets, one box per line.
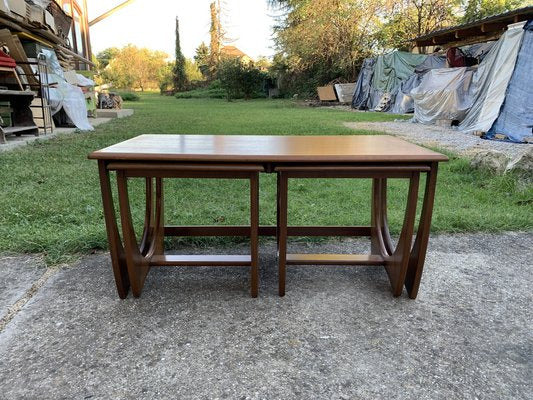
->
[0, 267, 58, 333]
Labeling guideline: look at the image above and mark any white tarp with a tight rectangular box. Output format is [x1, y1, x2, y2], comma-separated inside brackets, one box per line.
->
[39, 50, 93, 131]
[334, 83, 356, 103]
[459, 23, 525, 133]
[411, 67, 474, 124]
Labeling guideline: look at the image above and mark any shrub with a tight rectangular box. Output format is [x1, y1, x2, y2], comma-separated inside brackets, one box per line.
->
[216, 59, 267, 100]
[174, 88, 227, 99]
[118, 91, 140, 101]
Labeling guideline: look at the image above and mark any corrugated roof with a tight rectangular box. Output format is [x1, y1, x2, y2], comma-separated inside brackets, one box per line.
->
[413, 5, 533, 44]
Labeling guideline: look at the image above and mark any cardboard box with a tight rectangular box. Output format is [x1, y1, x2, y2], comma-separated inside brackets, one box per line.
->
[7, 0, 25, 18]
[26, 4, 44, 25]
[0, 1, 9, 14]
[44, 10, 56, 32]
[317, 85, 337, 101]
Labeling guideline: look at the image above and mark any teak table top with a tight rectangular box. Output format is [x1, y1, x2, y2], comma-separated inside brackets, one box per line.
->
[89, 134, 448, 163]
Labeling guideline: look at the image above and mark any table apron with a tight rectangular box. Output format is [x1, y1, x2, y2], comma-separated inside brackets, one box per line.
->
[164, 225, 372, 237]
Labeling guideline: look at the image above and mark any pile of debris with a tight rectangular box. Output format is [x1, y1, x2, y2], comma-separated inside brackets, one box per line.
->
[0, 0, 99, 143]
[350, 19, 533, 144]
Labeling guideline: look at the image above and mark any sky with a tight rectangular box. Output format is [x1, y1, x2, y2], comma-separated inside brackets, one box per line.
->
[87, 0, 279, 60]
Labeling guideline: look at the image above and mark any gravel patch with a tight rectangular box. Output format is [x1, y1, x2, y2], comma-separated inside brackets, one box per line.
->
[343, 119, 531, 161]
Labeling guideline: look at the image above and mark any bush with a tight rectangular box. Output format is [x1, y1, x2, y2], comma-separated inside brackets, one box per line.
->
[216, 58, 267, 100]
[174, 88, 227, 99]
[117, 91, 140, 101]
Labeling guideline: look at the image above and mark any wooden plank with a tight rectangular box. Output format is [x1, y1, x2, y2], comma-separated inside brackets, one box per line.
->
[149, 255, 251, 267]
[0, 89, 35, 97]
[1, 126, 38, 134]
[317, 85, 337, 101]
[286, 253, 385, 265]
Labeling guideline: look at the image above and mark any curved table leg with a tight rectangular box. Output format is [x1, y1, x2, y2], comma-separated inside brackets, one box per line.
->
[98, 161, 129, 299]
[139, 178, 154, 256]
[139, 178, 165, 258]
[405, 163, 439, 299]
[116, 171, 151, 297]
[371, 178, 392, 258]
[385, 173, 419, 296]
[372, 174, 420, 297]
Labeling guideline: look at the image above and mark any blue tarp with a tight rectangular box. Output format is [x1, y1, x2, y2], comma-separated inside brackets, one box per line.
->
[351, 58, 375, 109]
[486, 20, 533, 143]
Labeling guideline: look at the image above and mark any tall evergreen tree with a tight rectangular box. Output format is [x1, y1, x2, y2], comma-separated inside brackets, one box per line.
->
[194, 42, 210, 77]
[208, 2, 221, 75]
[173, 16, 187, 91]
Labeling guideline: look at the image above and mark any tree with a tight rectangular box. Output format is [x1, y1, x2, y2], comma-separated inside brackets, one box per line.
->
[254, 56, 271, 70]
[462, 0, 527, 23]
[194, 42, 210, 77]
[208, 2, 221, 75]
[185, 59, 204, 82]
[96, 47, 119, 69]
[270, 0, 394, 86]
[100, 45, 168, 91]
[217, 58, 265, 100]
[379, 0, 460, 51]
[173, 17, 188, 91]
[159, 59, 205, 93]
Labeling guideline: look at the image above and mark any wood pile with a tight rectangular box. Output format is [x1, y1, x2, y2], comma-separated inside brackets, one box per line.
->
[0, 1, 92, 70]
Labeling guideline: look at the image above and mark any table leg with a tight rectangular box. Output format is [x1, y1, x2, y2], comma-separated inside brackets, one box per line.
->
[384, 173, 419, 296]
[97, 161, 129, 299]
[277, 172, 288, 296]
[371, 178, 392, 257]
[405, 163, 439, 299]
[250, 173, 259, 297]
[139, 178, 154, 256]
[116, 170, 151, 297]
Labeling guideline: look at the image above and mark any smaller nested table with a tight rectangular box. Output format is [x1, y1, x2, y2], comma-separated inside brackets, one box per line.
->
[89, 134, 448, 299]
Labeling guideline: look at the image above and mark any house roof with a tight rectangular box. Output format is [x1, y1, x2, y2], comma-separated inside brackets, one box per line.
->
[413, 6, 533, 47]
[220, 46, 249, 59]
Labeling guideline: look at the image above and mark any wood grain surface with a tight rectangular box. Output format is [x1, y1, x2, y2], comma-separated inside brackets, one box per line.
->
[89, 134, 449, 162]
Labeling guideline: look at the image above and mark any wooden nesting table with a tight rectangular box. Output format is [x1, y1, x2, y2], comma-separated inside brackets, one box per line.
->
[89, 134, 448, 299]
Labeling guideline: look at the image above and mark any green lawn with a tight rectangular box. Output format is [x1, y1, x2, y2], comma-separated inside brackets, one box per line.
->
[0, 93, 531, 263]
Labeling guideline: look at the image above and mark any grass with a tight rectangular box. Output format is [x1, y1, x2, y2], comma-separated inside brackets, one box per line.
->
[0, 93, 531, 263]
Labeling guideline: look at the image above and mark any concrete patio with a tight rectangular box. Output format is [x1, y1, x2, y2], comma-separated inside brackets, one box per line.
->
[0, 232, 531, 399]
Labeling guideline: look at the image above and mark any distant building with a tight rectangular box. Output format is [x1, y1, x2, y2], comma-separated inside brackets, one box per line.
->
[220, 45, 252, 64]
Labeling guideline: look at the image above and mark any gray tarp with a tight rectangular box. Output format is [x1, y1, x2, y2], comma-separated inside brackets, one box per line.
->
[411, 67, 474, 124]
[459, 23, 525, 133]
[390, 55, 446, 114]
[487, 20, 533, 143]
[367, 51, 427, 111]
[463, 41, 496, 62]
[351, 58, 375, 109]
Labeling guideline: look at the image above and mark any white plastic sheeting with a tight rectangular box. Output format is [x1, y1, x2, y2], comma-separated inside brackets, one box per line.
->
[39, 49, 93, 131]
[411, 68, 475, 124]
[53, 82, 93, 131]
[459, 23, 525, 133]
